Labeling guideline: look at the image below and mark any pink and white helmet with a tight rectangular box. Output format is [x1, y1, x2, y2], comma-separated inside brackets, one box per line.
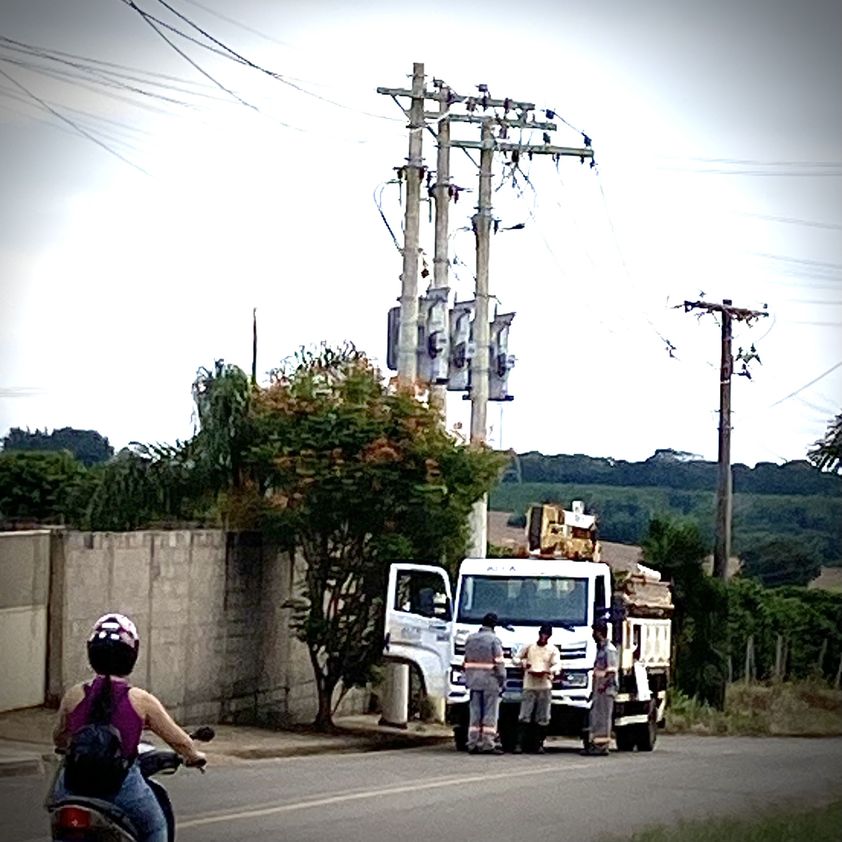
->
[87, 613, 140, 676]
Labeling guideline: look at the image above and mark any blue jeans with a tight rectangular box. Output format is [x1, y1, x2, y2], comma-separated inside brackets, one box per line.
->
[53, 763, 168, 842]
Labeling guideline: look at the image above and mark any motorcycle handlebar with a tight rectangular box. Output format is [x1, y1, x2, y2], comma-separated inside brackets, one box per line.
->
[190, 726, 215, 743]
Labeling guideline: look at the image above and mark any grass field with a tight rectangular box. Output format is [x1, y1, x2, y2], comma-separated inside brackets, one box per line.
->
[810, 566, 842, 592]
[667, 682, 842, 737]
[604, 798, 842, 842]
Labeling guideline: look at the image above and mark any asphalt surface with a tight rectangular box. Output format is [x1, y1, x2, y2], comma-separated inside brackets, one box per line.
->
[7, 736, 842, 842]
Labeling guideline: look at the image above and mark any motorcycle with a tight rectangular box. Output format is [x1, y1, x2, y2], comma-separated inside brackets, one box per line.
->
[47, 726, 215, 842]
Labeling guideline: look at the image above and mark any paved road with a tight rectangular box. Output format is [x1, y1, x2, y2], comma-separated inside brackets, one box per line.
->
[7, 736, 842, 841]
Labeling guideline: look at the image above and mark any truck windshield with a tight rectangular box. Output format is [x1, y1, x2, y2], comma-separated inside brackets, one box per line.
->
[457, 575, 589, 627]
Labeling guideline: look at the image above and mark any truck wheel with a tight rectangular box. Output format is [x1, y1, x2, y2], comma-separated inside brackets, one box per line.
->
[453, 726, 468, 752]
[634, 702, 658, 752]
[614, 726, 636, 752]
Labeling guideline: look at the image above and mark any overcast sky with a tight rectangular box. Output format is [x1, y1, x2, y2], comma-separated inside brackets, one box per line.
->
[1, 0, 840, 467]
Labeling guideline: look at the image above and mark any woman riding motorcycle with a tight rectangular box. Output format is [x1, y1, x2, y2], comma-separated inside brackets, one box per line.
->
[52, 613, 206, 842]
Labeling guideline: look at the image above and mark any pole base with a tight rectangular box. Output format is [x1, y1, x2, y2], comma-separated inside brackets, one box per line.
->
[377, 718, 409, 730]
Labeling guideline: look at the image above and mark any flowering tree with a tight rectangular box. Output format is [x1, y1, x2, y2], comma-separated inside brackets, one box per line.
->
[225, 344, 507, 729]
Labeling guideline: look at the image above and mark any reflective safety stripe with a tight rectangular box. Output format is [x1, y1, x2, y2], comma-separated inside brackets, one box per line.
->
[464, 662, 495, 669]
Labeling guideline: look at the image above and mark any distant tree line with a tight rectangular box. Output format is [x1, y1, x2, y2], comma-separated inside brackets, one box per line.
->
[2, 427, 113, 466]
[502, 449, 842, 497]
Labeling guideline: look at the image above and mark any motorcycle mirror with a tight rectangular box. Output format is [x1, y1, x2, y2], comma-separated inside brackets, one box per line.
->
[191, 726, 215, 742]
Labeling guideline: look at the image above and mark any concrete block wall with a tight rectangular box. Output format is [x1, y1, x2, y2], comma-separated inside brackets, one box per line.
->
[42, 529, 367, 725]
[0, 530, 51, 711]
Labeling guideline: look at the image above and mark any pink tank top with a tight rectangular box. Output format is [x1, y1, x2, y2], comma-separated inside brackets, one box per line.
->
[66, 676, 144, 759]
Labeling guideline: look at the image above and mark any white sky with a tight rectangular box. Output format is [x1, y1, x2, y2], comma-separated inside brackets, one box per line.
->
[1, 0, 840, 467]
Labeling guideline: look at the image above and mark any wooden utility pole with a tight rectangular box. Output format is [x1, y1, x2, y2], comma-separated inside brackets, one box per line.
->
[251, 308, 258, 385]
[684, 298, 769, 579]
[396, 62, 426, 386]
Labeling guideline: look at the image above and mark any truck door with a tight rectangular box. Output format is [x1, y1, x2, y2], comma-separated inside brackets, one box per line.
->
[385, 564, 453, 698]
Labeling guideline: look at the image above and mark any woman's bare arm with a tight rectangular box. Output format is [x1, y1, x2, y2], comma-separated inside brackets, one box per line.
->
[53, 685, 84, 749]
[133, 689, 204, 764]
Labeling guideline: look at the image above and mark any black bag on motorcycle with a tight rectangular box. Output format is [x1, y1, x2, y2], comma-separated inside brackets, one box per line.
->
[64, 681, 131, 798]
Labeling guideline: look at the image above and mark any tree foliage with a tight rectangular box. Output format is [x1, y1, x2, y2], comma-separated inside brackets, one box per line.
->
[739, 537, 822, 588]
[727, 578, 842, 683]
[642, 516, 728, 708]
[640, 516, 842, 710]
[502, 450, 842, 496]
[191, 360, 254, 493]
[221, 344, 507, 728]
[0, 450, 91, 524]
[85, 442, 213, 531]
[808, 411, 842, 474]
[2, 426, 114, 466]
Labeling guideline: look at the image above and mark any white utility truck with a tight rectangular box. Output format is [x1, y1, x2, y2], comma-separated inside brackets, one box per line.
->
[384, 502, 673, 752]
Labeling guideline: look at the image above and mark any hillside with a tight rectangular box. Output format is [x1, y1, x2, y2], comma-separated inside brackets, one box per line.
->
[488, 511, 837, 590]
[490, 479, 842, 566]
[504, 450, 842, 497]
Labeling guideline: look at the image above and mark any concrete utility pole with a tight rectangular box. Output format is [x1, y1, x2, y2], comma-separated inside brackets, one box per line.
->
[683, 298, 769, 580]
[430, 85, 451, 414]
[375, 62, 428, 729]
[376, 71, 593, 720]
[451, 121, 594, 558]
[396, 62, 425, 386]
[465, 120, 494, 556]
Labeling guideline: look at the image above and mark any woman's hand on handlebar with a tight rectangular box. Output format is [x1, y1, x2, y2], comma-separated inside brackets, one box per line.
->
[184, 751, 207, 770]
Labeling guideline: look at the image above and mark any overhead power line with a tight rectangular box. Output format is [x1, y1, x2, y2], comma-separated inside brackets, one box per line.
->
[732, 210, 842, 231]
[0, 37, 222, 103]
[769, 361, 842, 408]
[0, 65, 149, 174]
[119, 0, 258, 110]
[0, 36, 218, 88]
[179, 0, 291, 47]
[754, 252, 842, 272]
[660, 155, 842, 168]
[123, 0, 399, 121]
[0, 54, 191, 107]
